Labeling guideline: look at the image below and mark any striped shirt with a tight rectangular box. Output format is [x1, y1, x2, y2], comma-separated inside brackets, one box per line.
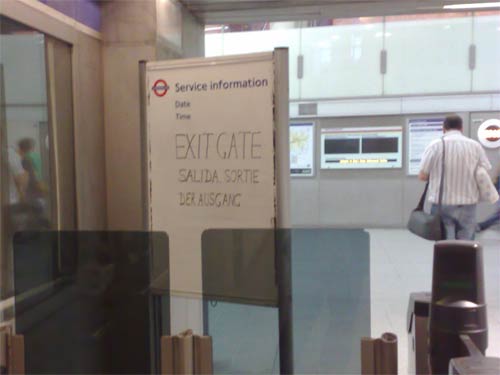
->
[419, 130, 491, 205]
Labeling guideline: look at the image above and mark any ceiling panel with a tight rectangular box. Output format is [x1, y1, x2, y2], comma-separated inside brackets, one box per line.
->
[178, 0, 500, 24]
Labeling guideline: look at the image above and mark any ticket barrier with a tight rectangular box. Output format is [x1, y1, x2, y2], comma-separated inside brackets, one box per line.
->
[429, 241, 488, 374]
[407, 292, 431, 374]
[449, 334, 500, 375]
[407, 241, 500, 375]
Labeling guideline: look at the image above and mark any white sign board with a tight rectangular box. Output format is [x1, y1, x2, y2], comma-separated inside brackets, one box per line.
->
[320, 126, 403, 169]
[477, 119, 500, 149]
[145, 53, 277, 298]
[290, 122, 314, 176]
[408, 118, 444, 175]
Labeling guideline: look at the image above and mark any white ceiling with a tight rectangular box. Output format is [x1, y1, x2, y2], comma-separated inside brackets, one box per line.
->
[178, 0, 500, 24]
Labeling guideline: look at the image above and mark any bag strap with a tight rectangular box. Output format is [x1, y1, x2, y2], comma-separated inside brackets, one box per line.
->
[415, 137, 446, 211]
[416, 182, 429, 210]
[437, 137, 446, 211]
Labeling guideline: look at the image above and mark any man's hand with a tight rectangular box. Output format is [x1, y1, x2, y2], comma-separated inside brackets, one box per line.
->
[418, 171, 429, 181]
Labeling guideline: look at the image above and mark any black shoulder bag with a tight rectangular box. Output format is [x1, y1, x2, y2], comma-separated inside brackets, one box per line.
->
[407, 138, 446, 241]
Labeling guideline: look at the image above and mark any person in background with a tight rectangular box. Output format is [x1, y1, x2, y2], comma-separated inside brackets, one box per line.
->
[419, 115, 491, 240]
[17, 138, 46, 209]
[7, 145, 28, 204]
[2, 145, 28, 298]
[477, 173, 500, 232]
[18, 138, 42, 181]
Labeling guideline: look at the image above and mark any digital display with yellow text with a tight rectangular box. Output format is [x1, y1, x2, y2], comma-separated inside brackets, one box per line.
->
[321, 126, 403, 170]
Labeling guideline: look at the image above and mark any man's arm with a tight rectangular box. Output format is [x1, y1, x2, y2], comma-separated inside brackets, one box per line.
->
[418, 142, 436, 181]
[478, 146, 492, 170]
[9, 148, 28, 202]
[13, 172, 29, 201]
[418, 171, 429, 181]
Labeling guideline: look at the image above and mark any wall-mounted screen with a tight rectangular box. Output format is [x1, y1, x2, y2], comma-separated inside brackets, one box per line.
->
[407, 118, 444, 175]
[290, 122, 315, 176]
[321, 126, 403, 169]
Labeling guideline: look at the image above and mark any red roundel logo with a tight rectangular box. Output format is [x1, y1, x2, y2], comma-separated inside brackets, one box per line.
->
[485, 125, 500, 142]
[478, 119, 500, 149]
[152, 79, 169, 97]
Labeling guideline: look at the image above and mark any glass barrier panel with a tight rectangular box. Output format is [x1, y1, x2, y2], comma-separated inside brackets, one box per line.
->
[13, 231, 169, 374]
[0, 26, 54, 300]
[202, 228, 370, 374]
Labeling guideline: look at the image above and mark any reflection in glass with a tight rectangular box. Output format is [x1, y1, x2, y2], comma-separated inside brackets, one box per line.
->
[1, 16, 53, 300]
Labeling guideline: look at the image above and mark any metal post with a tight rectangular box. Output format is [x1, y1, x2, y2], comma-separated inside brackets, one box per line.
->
[139, 60, 150, 231]
[276, 229, 293, 374]
[274, 47, 293, 375]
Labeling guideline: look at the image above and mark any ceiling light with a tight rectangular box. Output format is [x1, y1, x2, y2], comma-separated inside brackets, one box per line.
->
[444, 2, 500, 10]
[204, 25, 228, 32]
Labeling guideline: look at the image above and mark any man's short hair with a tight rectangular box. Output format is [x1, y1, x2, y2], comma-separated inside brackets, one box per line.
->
[18, 138, 34, 152]
[444, 115, 463, 131]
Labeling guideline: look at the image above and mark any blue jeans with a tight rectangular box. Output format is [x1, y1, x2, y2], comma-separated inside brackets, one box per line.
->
[431, 204, 477, 240]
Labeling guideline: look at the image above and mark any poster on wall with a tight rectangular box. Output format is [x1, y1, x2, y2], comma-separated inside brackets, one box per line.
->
[407, 118, 444, 175]
[320, 126, 403, 169]
[144, 52, 278, 297]
[290, 122, 314, 176]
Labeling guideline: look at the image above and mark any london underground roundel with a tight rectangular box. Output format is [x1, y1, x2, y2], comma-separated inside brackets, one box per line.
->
[152, 79, 169, 97]
[478, 119, 500, 149]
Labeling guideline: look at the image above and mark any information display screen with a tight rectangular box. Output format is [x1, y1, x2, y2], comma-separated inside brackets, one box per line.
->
[407, 118, 444, 175]
[321, 126, 403, 169]
[290, 122, 315, 176]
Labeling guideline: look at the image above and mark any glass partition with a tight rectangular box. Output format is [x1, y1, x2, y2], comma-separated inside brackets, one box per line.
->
[472, 13, 500, 91]
[202, 228, 370, 374]
[207, 28, 301, 99]
[13, 231, 169, 374]
[0, 17, 53, 300]
[202, 229, 280, 374]
[300, 21, 383, 98]
[206, 13, 500, 99]
[205, 33, 224, 57]
[384, 14, 473, 95]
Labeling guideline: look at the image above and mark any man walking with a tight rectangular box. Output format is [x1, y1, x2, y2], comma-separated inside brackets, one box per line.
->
[418, 115, 491, 240]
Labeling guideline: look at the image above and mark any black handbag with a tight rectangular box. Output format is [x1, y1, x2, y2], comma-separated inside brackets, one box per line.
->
[407, 138, 446, 241]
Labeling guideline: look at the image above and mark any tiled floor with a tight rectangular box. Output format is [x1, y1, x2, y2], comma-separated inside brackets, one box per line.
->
[369, 227, 500, 374]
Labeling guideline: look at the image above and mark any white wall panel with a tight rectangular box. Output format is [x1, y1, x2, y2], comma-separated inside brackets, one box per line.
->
[473, 14, 500, 91]
[205, 33, 223, 57]
[317, 97, 401, 116]
[400, 94, 492, 113]
[222, 29, 300, 99]
[318, 178, 404, 227]
[300, 23, 383, 98]
[290, 179, 320, 226]
[290, 93, 500, 119]
[385, 16, 472, 95]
